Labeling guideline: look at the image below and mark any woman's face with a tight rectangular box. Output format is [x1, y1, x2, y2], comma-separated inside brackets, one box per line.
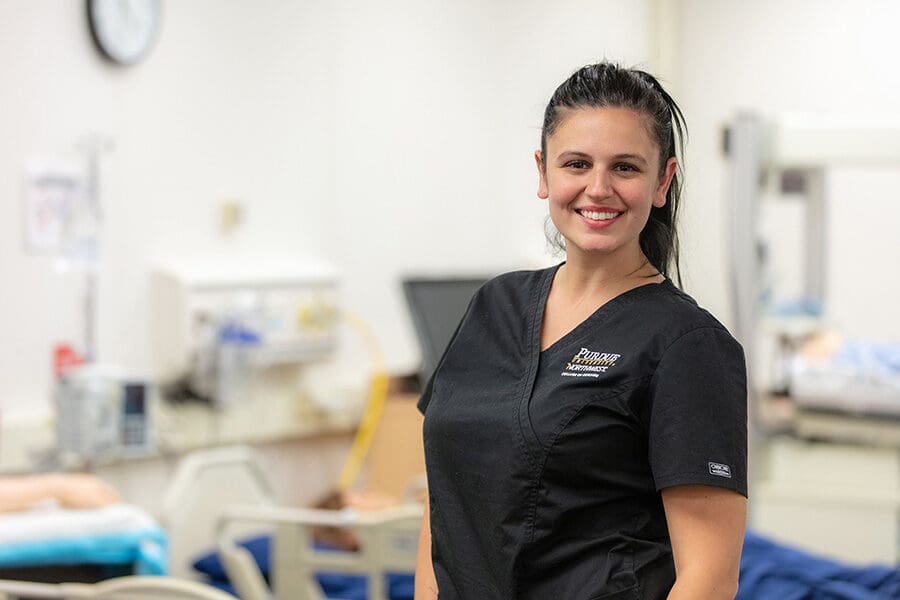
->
[536, 106, 676, 264]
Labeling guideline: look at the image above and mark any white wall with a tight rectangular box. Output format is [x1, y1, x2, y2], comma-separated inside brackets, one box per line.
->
[6, 1, 898, 425]
[0, 1, 652, 419]
[331, 0, 652, 376]
[672, 0, 900, 339]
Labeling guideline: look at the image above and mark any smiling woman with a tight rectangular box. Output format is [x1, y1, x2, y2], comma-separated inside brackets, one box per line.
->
[415, 62, 747, 600]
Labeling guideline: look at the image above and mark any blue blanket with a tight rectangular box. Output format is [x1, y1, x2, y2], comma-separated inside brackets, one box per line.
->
[738, 531, 900, 599]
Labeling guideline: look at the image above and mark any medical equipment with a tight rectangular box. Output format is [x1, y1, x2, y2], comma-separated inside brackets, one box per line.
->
[333, 313, 389, 494]
[726, 113, 900, 563]
[151, 260, 338, 408]
[27, 136, 113, 364]
[55, 365, 154, 463]
[726, 113, 900, 428]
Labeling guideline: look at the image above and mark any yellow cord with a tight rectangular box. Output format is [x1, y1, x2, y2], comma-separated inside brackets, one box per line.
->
[335, 311, 390, 493]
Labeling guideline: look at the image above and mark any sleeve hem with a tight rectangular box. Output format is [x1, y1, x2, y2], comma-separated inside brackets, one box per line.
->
[654, 473, 748, 498]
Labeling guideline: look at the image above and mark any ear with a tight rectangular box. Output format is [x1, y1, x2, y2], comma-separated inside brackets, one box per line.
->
[653, 157, 677, 208]
[535, 151, 549, 199]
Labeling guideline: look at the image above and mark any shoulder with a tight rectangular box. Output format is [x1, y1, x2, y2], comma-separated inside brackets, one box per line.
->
[480, 266, 554, 293]
[626, 282, 745, 372]
[472, 265, 556, 305]
[641, 281, 737, 345]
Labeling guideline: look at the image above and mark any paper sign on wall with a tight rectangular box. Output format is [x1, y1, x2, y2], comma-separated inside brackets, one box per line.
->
[24, 159, 97, 263]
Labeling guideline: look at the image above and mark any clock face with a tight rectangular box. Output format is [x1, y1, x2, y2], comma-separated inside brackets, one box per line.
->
[87, 0, 161, 65]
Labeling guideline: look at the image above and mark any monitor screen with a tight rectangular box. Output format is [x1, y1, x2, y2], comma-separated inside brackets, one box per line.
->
[402, 277, 488, 387]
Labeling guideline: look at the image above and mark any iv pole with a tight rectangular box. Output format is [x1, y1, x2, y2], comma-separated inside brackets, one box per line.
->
[76, 134, 114, 363]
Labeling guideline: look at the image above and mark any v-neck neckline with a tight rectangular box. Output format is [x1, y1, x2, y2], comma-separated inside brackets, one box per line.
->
[535, 263, 669, 356]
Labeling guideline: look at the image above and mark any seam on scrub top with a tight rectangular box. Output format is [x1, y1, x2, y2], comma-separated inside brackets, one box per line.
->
[516, 266, 557, 469]
[649, 325, 730, 380]
[546, 376, 652, 450]
[522, 376, 651, 546]
[531, 375, 651, 452]
[517, 265, 558, 548]
[653, 471, 746, 496]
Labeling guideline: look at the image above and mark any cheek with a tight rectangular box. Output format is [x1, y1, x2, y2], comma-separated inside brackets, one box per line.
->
[625, 181, 658, 206]
[546, 178, 579, 204]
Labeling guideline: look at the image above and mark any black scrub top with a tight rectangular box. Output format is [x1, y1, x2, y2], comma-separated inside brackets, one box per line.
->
[418, 265, 747, 600]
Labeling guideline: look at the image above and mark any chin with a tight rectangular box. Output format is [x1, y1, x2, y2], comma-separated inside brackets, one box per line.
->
[565, 236, 641, 261]
[564, 235, 618, 253]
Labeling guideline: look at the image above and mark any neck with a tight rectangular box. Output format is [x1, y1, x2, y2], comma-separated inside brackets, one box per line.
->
[559, 246, 657, 294]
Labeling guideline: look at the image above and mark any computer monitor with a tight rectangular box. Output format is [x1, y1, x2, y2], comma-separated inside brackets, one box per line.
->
[402, 277, 488, 387]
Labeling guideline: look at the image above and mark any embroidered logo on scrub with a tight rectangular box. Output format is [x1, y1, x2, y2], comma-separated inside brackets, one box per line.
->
[561, 347, 621, 378]
[708, 462, 732, 478]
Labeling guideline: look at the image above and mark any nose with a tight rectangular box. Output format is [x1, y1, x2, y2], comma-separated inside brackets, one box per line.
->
[586, 169, 613, 198]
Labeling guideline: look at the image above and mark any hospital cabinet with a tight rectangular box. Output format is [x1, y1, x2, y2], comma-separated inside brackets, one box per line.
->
[752, 435, 900, 564]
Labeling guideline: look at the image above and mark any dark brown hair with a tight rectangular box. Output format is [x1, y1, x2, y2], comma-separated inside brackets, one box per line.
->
[541, 62, 687, 285]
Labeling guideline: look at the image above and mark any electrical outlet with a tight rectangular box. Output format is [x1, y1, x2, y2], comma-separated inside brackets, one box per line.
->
[220, 200, 243, 233]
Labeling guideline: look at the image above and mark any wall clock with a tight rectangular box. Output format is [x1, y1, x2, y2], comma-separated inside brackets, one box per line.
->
[87, 0, 161, 65]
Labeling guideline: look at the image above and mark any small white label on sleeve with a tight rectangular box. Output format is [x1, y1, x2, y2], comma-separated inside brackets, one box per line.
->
[708, 462, 732, 478]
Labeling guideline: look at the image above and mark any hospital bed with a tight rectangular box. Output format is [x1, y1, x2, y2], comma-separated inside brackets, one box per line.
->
[0, 575, 236, 599]
[162, 445, 421, 600]
[216, 503, 421, 600]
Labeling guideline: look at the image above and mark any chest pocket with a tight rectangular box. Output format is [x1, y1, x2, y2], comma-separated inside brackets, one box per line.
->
[525, 346, 645, 452]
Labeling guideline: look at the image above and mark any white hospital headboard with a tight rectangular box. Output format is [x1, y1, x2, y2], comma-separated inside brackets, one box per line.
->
[161, 446, 276, 578]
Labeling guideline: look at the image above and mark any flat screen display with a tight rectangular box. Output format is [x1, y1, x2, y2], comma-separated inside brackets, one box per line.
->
[402, 277, 487, 387]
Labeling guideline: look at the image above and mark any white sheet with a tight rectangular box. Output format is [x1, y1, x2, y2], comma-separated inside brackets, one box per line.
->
[0, 503, 167, 574]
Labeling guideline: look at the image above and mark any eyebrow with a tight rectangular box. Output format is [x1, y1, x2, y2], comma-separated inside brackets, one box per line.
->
[555, 151, 650, 165]
[611, 153, 649, 165]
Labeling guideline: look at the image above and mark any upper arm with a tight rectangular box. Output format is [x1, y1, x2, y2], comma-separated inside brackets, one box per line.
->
[414, 489, 438, 599]
[662, 485, 746, 598]
[647, 327, 748, 597]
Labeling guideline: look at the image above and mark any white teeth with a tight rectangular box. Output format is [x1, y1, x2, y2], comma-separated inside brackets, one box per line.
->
[579, 210, 620, 220]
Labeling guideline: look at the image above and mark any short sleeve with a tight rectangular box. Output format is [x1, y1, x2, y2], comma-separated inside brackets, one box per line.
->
[647, 326, 748, 497]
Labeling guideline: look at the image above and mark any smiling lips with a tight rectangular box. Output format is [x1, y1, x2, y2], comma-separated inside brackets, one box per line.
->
[576, 207, 622, 228]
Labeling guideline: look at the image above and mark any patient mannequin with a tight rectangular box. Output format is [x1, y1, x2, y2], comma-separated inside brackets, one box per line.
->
[0, 473, 120, 513]
[312, 489, 399, 551]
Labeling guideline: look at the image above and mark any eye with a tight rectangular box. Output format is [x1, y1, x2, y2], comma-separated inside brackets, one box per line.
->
[565, 160, 591, 170]
[613, 163, 640, 173]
